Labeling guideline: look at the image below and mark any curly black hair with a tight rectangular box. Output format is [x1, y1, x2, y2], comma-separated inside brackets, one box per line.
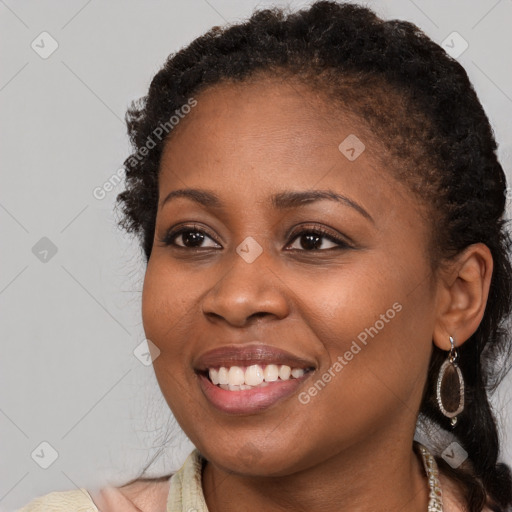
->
[115, 2, 512, 510]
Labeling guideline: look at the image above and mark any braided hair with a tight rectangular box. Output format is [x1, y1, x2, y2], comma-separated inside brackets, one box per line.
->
[115, 2, 512, 510]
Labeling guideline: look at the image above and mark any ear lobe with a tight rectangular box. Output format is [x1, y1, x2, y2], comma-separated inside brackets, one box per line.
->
[432, 243, 493, 351]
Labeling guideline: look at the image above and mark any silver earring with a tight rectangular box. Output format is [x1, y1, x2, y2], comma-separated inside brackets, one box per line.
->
[436, 336, 465, 427]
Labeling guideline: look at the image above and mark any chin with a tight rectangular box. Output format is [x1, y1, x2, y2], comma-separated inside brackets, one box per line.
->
[201, 441, 316, 478]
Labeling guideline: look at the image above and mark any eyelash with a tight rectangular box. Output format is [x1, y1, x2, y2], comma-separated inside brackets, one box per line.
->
[160, 223, 352, 252]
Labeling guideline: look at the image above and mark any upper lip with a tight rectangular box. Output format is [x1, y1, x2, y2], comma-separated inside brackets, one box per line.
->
[194, 343, 316, 371]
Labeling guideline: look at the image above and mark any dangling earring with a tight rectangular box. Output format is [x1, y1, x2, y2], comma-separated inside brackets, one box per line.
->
[436, 335, 465, 427]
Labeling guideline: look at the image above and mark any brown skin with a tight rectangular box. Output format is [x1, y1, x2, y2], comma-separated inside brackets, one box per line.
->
[141, 79, 493, 512]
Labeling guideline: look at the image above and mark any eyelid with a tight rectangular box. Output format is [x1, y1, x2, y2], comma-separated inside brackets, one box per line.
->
[285, 223, 354, 248]
[161, 223, 222, 248]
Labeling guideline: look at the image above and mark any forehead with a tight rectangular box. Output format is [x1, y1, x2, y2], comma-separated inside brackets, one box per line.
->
[159, 78, 413, 217]
[171, 79, 372, 146]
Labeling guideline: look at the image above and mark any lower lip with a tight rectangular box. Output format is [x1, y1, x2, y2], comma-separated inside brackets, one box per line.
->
[197, 372, 312, 414]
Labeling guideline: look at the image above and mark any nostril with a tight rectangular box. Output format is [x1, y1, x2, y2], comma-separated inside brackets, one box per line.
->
[249, 312, 270, 320]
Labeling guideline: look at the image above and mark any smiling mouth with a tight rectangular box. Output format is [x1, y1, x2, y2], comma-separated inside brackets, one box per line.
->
[199, 363, 315, 391]
[194, 343, 317, 412]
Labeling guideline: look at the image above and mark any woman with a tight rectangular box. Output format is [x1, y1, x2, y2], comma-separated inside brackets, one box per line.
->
[19, 1, 512, 511]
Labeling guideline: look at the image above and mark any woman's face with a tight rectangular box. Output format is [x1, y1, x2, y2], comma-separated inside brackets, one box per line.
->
[142, 78, 438, 476]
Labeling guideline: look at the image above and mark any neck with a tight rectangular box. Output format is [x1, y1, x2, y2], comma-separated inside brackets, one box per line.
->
[202, 433, 430, 512]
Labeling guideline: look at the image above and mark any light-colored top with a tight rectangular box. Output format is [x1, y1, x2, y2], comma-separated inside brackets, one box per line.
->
[16, 487, 99, 512]
[17, 449, 207, 512]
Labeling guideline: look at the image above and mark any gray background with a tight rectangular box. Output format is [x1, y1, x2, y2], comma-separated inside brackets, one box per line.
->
[1, 0, 511, 510]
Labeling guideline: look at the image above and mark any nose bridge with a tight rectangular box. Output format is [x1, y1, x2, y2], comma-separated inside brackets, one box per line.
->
[201, 237, 289, 326]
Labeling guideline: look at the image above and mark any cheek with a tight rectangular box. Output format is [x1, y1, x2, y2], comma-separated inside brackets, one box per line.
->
[141, 257, 206, 429]
[294, 261, 401, 350]
[293, 257, 434, 421]
[141, 256, 201, 345]
[141, 257, 207, 404]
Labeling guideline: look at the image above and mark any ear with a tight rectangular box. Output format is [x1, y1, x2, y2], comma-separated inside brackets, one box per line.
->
[432, 243, 493, 351]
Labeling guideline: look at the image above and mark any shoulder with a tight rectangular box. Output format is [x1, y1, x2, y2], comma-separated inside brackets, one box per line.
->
[91, 478, 172, 512]
[17, 488, 98, 511]
[17, 479, 172, 512]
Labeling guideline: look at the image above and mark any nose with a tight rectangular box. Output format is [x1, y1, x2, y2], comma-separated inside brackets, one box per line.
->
[201, 249, 290, 328]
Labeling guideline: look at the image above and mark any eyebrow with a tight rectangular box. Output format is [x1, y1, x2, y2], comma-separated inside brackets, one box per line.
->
[160, 188, 374, 223]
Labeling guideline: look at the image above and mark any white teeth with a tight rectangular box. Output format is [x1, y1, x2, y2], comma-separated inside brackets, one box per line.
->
[218, 367, 229, 385]
[228, 366, 245, 386]
[209, 368, 219, 385]
[263, 364, 279, 382]
[208, 363, 308, 389]
[279, 365, 291, 380]
[245, 364, 264, 386]
[291, 368, 305, 378]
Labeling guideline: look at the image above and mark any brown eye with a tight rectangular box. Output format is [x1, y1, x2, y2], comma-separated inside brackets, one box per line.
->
[162, 226, 221, 249]
[286, 227, 350, 251]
